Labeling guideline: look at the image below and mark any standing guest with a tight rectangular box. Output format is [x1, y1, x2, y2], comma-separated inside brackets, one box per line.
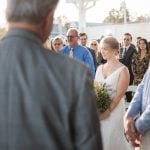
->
[136, 36, 142, 51]
[79, 32, 97, 70]
[61, 28, 95, 79]
[44, 38, 55, 51]
[148, 41, 150, 49]
[132, 38, 150, 85]
[95, 36, 131, 150]
[89, 39, 106, 66]
[124, 67, 150, 150]
[0, 0, 102, 149]
[49, 38, 55, 50]
[119, 33, 136, 102]
[52, 36, 64, 53]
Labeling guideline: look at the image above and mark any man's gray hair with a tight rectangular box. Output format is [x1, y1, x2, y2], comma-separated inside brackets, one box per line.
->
[67, 28, 79, 37]
[6, 0, 59, 24]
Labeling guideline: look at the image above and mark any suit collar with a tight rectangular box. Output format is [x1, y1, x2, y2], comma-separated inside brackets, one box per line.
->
[123, 44, 130, 50]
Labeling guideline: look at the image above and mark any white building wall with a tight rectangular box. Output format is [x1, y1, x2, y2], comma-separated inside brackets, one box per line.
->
[86, 22, 150, 44]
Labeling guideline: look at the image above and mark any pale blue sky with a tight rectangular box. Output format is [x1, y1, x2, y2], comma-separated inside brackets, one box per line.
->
[0, 0, 150, 25]
[55, 0, 150, 22]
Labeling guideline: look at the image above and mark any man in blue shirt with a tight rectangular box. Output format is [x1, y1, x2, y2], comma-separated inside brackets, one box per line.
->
[124, 67, 150, 149]
[61, 28, 95, 79]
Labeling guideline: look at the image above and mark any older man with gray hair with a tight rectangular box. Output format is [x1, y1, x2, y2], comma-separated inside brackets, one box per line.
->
[61, 28, 95, 79]
[0, 0, 102, 149]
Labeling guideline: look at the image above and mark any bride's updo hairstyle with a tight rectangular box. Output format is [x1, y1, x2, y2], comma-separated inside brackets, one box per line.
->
[100, 36, 119, 55]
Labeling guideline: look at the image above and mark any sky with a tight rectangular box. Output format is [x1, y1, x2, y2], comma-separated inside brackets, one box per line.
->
[55, 0, 150, 23]
[0, 0, 6, 26]
[0, 0, 150, 26]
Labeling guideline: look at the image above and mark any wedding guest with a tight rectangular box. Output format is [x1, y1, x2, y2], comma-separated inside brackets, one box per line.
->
[0, 0, 102, 149]
[89, 39, 106, 67]
[124, 67, 150, 150]
[119, 33, 136, 102]
[136, 36, 142, 51]
[61, 28, 95, 79]
[52, 36, 64, 53]
[132, 38, 150, 85]
[95, 36, 131, 150]
[44, 38, 55, 51]
[79, 32, 97, 70]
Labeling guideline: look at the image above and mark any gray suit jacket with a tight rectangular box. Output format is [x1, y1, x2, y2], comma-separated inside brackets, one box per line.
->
[0, 28, 102, 150]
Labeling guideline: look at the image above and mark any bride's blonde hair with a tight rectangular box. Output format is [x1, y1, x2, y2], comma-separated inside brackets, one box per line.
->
[100, 36, 119, 55]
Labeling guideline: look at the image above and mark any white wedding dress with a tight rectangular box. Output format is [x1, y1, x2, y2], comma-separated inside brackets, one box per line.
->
[95, 65, 132, 150]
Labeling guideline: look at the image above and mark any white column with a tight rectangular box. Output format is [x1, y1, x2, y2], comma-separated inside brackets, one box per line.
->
[78, 1, 86, 32]
[66, 0, 98, 32]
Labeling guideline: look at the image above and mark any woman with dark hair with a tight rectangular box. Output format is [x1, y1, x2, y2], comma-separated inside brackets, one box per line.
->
[132, 38, 150, 85]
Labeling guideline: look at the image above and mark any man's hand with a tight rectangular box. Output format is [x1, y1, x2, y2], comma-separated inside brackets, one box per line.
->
[124, 115, 141, 147]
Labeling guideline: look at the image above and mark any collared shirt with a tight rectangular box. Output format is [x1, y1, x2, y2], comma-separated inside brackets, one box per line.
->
[123, 45, 130, 52]
[61, 44, 95, 78]
[127, 67, 150, 135]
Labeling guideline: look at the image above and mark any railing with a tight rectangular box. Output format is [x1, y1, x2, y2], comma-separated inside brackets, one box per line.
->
[126, 85, 138, 93]
[125, 85, 138, 110]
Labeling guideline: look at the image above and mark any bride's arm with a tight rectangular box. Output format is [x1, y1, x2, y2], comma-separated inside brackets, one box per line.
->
[109, 67, 130, 112]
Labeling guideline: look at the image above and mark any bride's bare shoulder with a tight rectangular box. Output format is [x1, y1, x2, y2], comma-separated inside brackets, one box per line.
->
[96, 64, 103, 70]
[120, 65, 129, 76]
[119, 62, 128, 69]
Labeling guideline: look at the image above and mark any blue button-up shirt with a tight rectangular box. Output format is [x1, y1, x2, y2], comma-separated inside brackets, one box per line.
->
[61, 44, 95, 78]
[127, 67, 150, 135]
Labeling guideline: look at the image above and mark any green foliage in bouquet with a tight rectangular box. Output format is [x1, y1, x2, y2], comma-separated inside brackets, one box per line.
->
[94, 82, 111, 113]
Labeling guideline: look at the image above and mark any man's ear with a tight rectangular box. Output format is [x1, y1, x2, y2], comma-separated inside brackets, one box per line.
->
[41, 8, 55, 42]
[43, 8, 55, 29]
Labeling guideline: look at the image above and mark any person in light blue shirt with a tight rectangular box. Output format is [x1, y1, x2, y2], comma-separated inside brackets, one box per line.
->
[124, 67, 150, 149]
[61, 28, 95, 79]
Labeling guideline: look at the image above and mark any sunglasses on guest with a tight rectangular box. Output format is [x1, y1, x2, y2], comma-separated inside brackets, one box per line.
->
[53, 43, 62, 46]
[91, 43, 97, 46]
[124, 38, 130, 41]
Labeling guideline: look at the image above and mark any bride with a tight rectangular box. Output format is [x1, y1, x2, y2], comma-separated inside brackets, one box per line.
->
[95, 36, 131, 150]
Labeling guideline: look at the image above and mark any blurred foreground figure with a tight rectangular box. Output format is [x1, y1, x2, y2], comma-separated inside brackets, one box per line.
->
[0, 0, 102, 149]
[124, 67, 150, 150]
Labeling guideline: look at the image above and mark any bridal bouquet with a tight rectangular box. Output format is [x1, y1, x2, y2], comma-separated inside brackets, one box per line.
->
[94, 82, 111, 113]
